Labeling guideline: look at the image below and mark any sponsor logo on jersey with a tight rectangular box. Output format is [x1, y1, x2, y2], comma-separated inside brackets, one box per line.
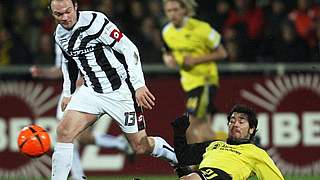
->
[59, 38, 69, 44]
[69, 46, 96, 56]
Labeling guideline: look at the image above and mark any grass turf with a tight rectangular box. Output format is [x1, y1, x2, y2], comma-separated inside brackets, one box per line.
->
[7, 175, 320, 180]
[85, 176, 320, 180]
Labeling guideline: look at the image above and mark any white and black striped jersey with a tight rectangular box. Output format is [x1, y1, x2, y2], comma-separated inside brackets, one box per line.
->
[54, 11, 145, 97]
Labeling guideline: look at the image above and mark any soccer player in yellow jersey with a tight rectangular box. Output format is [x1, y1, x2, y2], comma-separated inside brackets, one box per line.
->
[171, 105, 284, 180]
[162, 0, 228, 144]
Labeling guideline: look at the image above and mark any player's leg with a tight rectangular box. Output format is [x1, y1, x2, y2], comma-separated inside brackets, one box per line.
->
[56, 95, 87, 180]
[78, 120, 133, 155]
[93, 133, 133, 154]
[106, 103, 177, 164]
[185, 87, 205, 143]
[52, 86, 102, 180]
[125, 130, 178, 165]
[185, 86, 215, 143]
[100, 83, 177, 165]
[205, 86, 227, 141]
[187, 115, 208, 143]
[70, 142, 87, 180]
[52, 110, 97, 180]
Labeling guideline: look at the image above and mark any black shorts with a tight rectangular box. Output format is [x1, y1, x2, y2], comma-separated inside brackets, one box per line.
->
[195, 167, 232, 180]
[186, 85, 217, 119]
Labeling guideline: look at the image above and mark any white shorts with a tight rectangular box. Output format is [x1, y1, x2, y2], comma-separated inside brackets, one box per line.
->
[65, 84, 146, 133]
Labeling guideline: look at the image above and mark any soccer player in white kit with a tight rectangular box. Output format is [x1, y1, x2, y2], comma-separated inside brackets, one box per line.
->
[30, 45, 135, 180]
[49, 0, 178, 179]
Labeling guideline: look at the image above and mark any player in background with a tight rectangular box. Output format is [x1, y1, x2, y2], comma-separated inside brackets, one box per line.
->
[30, 44, 134, 180]
[49, 0, 178, 179]
[161, 0, 228, 144]
[171, 104, 284, 180]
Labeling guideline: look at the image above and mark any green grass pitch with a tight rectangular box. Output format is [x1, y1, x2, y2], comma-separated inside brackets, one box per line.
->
[9, 175, 320, 180]
[83, 175, 320, 180]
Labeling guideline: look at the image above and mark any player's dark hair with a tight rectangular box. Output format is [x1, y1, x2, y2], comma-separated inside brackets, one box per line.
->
[227, 104, 258, 140]
[48, 0, 78, 11]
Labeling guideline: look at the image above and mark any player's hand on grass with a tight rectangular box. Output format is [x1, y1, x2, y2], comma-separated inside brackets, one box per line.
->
[171, 113, 190, 135]
[61, 96, 71, 111]
[135, 86, 155, 110]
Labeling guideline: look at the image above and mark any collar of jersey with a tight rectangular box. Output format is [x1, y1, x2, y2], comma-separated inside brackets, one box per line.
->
[226, 138, 252, 145]
[173, 17, 189, 30]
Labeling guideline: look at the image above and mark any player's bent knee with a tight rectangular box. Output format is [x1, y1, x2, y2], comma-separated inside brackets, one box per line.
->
[56, 122, 77, 142]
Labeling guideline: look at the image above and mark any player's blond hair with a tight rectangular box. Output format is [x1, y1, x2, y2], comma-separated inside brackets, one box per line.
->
[163, 0, 198, 17]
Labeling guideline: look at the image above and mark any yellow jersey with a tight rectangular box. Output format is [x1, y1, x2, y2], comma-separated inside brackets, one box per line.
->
[162, 17, 221, 91]
[200, 141, 284, 180]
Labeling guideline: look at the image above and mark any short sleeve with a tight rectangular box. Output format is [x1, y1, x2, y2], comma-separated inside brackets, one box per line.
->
[201, 23, 221, 49]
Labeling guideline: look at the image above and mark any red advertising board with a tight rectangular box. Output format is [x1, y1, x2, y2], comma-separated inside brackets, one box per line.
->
[0, 73, 319, 178]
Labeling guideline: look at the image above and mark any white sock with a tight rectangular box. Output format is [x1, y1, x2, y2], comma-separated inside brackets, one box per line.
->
[70, 143, 86, 180]
[51, 142, 74, 180]
[94, 133, 125, 150]
[150, 137, 178, 165]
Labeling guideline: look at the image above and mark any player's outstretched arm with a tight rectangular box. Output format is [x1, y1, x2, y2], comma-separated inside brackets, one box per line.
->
[30, 65, 62, 79]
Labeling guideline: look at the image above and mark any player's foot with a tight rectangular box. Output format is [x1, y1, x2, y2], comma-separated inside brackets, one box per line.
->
[174, 165, 193, 177]
[116, 135, 136, 163]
